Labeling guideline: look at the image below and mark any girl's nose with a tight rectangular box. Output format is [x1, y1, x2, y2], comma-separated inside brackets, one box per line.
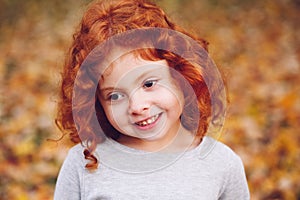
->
[128, 90, 150, 115]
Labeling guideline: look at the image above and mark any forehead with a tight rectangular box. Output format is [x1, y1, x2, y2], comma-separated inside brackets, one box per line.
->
[100, 53, 169, 84]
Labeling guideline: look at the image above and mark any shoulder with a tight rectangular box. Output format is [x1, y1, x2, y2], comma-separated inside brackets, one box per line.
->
[200, 136, 238, 157]
[199, 137, 250, 198]
[61, 143, 87, 169]
[55, 144, 87, 185]
[68, 143, 85, 156]
[54, 144, 86, 200]
[199, 136, 242, 162]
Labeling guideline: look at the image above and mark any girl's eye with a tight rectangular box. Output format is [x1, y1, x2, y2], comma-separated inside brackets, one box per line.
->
[108, 92, 124, 101]
[143, 80, 157, 89]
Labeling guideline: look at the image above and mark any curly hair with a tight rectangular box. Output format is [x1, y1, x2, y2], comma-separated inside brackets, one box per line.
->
[55, 0, 226, 170]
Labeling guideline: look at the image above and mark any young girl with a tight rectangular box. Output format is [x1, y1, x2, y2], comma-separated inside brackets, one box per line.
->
[54, 0, 250, 199]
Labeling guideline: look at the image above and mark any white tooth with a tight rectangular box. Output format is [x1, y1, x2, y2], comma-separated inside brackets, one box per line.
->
[137, 114, 160, 126]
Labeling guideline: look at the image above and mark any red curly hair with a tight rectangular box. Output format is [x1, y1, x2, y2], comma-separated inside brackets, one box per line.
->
[56, 0, 226, 170]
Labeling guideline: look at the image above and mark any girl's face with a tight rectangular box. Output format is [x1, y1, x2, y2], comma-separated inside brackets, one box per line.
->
[98, 53, 185, 149]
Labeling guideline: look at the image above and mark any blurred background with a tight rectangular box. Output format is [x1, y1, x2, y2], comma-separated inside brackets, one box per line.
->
[0, 0, 299, 199]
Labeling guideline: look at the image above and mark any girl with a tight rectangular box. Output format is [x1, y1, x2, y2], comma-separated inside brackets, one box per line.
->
[54, 0, 250, 199]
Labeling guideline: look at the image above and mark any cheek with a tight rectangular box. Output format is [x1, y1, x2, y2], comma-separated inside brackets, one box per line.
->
[158, 87, 184, 111]
[103, 107, 114, 124]
[103, 103, 128, 128]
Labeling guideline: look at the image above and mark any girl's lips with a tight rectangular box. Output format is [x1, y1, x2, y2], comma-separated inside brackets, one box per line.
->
[134, 113, 162, 129]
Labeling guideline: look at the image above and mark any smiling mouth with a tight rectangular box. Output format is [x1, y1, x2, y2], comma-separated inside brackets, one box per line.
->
[135, 113, 161, 127]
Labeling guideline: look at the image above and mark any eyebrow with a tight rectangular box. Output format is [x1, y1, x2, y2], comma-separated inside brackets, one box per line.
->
[99, 66, 164, 93]
[99, 86, 120, 94]
[135, 67, 161, 83]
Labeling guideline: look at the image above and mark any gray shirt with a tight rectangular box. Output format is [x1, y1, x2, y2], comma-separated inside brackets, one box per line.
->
[54, 136, 250, 199]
